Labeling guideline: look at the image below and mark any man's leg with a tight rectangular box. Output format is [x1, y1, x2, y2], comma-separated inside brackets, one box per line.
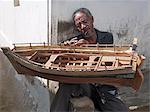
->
[91, 84, 128, 112]
[50, 83, 92, 112]
[50, 83, 75, 112]
[100, 91, 128, 112]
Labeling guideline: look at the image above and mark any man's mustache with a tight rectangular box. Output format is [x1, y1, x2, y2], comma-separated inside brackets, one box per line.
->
[83, 31, 88, 35]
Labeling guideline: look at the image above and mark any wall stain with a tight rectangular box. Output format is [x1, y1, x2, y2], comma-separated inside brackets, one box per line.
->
[57, 20, 80, 43]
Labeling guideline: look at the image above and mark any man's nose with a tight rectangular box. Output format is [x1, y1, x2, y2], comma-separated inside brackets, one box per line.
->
[81, 24, 86, 30]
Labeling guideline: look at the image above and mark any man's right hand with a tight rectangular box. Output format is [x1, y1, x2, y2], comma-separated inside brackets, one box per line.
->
[63, 37, 78, 46]
[64, 38, 89, 46]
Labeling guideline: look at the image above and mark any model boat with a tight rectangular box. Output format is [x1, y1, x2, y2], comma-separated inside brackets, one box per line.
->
[1, 42, 145, 91]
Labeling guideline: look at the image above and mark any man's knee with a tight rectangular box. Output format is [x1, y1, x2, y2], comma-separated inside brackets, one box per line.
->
[69, 96, 95, 112]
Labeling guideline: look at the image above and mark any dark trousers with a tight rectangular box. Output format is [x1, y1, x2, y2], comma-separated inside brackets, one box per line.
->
[50, 83, 128, 112]
[91, 84, 128, 112]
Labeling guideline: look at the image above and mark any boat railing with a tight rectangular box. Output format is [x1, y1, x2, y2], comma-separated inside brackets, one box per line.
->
[12, 42, 133, 52]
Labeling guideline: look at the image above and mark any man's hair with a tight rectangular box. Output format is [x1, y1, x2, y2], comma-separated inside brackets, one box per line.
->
[72, 8, 93, 21]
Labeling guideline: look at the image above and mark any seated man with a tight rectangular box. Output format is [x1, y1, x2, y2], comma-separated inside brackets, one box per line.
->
[50, 8, 128, 112]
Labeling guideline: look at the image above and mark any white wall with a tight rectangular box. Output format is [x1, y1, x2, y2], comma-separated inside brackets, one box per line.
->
[0, 0, 47, 44]
[52, 0, 150, 40]
[0, 2, 52, 111]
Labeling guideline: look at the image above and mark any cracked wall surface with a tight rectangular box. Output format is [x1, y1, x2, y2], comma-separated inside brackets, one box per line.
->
[0, 51, 50, 112]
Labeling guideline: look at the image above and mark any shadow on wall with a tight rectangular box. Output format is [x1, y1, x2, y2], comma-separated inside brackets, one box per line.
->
[108, 23, 128, 39]
[57, 20, 80, 43]
[108, 17, 142, 44]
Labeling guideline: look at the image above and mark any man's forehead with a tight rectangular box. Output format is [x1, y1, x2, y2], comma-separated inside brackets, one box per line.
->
[74, 12, 88, 21]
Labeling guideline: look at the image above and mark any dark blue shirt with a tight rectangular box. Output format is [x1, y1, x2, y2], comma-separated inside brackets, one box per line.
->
[69, 28, 113, 44]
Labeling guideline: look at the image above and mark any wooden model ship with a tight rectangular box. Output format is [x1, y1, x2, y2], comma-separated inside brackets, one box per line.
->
[1, 42, 145, 91]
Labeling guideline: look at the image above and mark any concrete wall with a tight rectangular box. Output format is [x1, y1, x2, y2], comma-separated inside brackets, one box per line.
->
[0, 51, 50, 112]
[0, 0, 48, 43]
[0, 1, 51, 112]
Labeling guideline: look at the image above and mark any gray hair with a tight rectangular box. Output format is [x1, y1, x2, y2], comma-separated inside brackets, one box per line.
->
[72, 8, 93, 21]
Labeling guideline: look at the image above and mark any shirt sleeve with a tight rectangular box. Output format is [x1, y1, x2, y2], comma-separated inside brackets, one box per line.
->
[105, 32, 113, 44]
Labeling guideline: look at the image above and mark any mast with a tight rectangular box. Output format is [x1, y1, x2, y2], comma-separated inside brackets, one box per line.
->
[47, 0, 50, 88]
[47, 0, 50, 46]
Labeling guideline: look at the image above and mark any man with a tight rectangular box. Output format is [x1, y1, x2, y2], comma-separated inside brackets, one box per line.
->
[51, 8, 128, 112]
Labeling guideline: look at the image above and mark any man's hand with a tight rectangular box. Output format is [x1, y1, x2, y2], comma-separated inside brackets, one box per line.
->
[74, 39, 89, 46]
[63, 38, 78, 46]
[64, 37, 89, 46]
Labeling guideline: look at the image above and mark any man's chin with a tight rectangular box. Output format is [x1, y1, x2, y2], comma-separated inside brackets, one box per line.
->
[83, 32, 89, 37]
[83, 35, 90, 38]
[83, 33, 92, 38]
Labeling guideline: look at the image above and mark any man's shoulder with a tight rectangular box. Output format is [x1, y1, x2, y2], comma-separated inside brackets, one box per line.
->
[95, 29, 113, 44]
[95, 29, 112, 36]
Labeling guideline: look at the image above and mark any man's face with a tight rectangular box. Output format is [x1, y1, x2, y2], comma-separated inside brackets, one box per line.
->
[74, 12, 94, 38]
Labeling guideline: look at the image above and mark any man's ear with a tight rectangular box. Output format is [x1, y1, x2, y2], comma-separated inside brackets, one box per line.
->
[91, 16, 94, 23]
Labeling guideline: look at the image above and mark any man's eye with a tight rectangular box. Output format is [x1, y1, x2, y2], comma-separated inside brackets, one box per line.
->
[83, 21, 87, 24]
[76, 24, 80, 28]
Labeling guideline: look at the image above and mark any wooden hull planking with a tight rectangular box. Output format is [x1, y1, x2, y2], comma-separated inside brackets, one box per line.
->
[1, 44, 145, 91]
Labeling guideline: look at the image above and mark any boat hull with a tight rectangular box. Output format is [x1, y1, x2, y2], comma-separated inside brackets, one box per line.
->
[2, 47, 144, 91]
